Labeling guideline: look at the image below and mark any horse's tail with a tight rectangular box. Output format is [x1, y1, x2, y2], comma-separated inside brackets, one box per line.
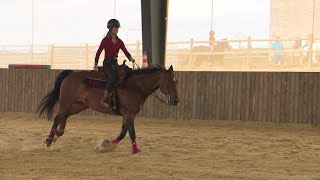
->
[37, 70, 73, 120]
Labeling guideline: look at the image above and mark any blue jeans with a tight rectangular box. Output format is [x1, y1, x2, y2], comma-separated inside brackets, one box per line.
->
[103, 58, 118, 91]
[273, 54, 284, 65]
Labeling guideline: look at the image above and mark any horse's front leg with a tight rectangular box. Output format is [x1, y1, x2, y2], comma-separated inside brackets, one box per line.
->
[102, 115, 139, 153]
[124, 115, 140, 154]
[111, 123, 127, 144]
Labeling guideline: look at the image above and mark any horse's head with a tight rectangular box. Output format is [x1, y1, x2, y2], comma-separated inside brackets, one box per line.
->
[159, 65, 179, 106]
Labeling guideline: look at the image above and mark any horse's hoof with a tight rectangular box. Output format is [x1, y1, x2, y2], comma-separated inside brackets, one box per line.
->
[96, 139, 117, 152]
[45, 137, 53, 147]
[56, 129, 64, 137]
[132, 148, 141, 154]
[101, 139, 110, 148]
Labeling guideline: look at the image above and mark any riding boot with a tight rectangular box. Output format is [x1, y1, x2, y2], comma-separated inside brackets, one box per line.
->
[101, 89, 112, 108]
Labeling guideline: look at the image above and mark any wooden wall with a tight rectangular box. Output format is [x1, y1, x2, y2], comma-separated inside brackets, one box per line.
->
[0, 69, 319, 125]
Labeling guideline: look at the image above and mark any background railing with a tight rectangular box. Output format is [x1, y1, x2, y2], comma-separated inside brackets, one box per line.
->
[1, 38, 319, 71]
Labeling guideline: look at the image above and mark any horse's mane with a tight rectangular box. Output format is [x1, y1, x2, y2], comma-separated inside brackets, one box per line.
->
[121, 64, 165, 85]
[127, 64, 165, 78]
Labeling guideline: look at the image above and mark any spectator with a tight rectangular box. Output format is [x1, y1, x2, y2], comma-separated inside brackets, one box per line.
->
[271, 36, 284, 64]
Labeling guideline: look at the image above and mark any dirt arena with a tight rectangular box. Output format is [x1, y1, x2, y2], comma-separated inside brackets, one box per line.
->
[0, 112, 319, 180]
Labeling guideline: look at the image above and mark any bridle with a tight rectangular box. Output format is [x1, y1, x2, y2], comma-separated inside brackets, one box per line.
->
[132, 61, 172, 105]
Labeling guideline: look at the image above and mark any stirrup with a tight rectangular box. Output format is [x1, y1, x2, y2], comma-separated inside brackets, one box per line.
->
[101, 89, 112, 107]
[101, 100, 110, 108]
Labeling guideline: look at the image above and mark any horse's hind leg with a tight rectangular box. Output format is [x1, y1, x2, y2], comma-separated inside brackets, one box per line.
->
[45, 115, 61, 146]
[45, 102, 87, 147]
[56, 102, 88, 137]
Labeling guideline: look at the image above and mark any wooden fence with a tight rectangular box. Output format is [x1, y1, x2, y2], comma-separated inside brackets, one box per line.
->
[0, 69, 319, 125]
[2, 38, 320, 71]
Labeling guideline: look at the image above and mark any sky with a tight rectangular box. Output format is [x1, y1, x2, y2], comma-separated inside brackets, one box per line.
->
[0, 0, 270, 45]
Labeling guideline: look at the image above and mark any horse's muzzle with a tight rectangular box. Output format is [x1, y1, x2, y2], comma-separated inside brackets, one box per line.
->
[168, 96, 179, 106]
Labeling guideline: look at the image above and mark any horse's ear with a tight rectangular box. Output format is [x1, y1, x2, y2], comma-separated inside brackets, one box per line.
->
[168, 65, 173, 71]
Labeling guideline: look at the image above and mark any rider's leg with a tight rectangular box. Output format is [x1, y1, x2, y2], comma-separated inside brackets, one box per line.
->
[101, 60, 117, 107]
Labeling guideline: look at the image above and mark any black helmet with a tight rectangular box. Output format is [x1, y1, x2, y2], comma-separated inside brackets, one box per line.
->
[107, 19, 120, 29]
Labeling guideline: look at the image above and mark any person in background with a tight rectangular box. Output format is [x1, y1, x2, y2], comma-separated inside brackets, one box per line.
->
[271, 36, 284, 65]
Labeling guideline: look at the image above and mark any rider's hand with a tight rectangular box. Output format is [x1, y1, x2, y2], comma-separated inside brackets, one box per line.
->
[130, 58, 135, 63]
[93, 65, 98, 71]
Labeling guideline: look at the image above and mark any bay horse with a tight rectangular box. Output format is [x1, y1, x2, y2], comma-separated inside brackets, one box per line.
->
[192, 39, 230, 66]
[37, 62, 179, 154]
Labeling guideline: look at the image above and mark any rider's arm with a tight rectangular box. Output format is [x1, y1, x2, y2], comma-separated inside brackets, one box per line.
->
[120, 40, 132, 61]
[95, 38, 106, 66]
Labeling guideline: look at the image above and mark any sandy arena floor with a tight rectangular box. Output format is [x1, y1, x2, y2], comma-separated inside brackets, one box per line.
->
[0, 112, 319, 180]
